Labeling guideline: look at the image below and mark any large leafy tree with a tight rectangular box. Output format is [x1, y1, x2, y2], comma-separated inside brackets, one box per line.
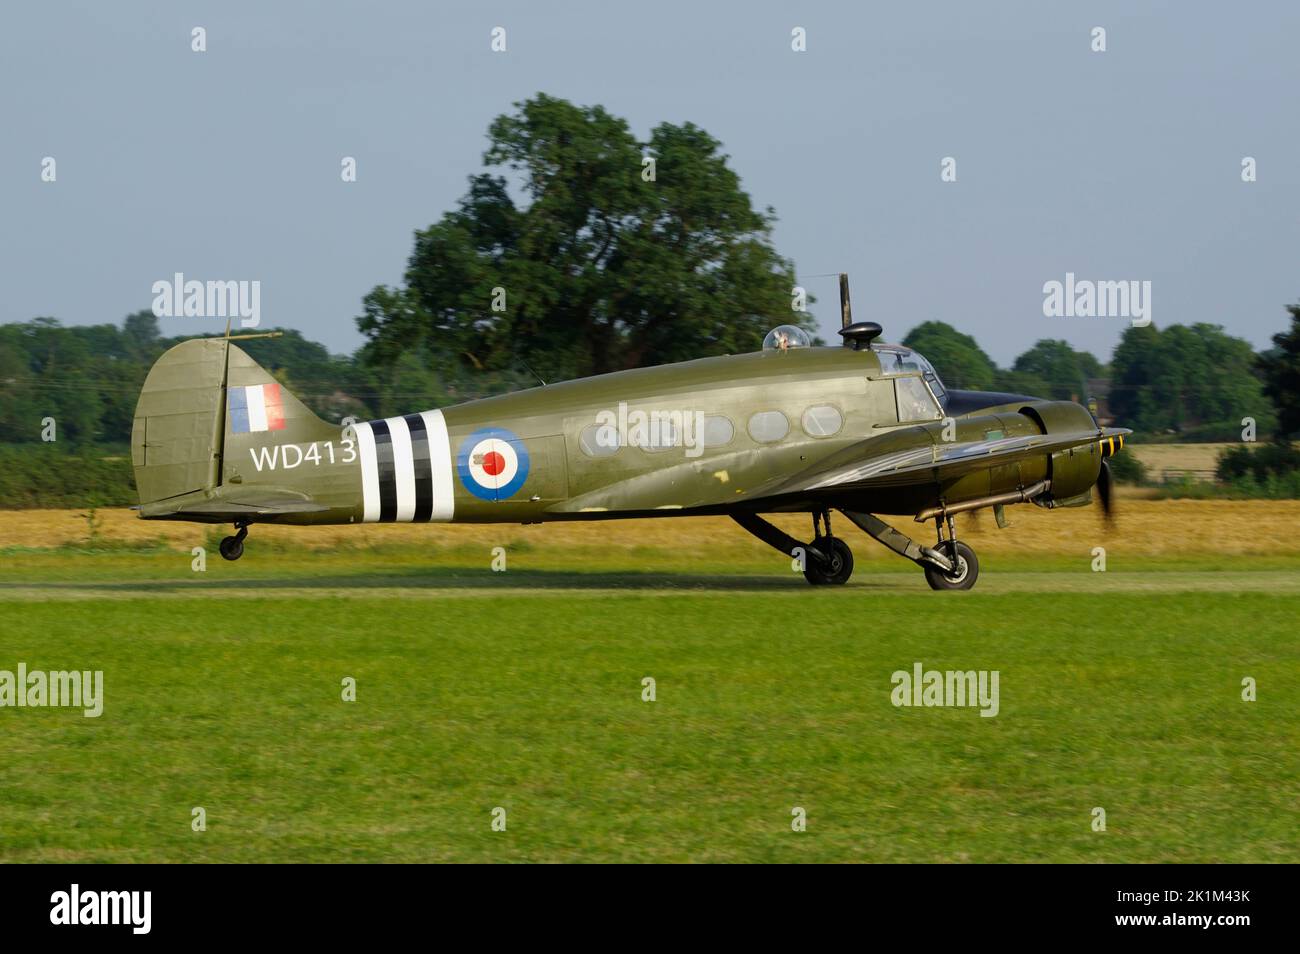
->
[1258, 303, 1300, 437]
[1007, 339, 1103, 402]
[1110, 323, 1274, 436]
[900, 321, 997, 390]
[357, 94, 810, 386]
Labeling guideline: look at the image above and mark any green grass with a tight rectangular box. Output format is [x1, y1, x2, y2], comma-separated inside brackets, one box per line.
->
[0, 550, 1297, 862]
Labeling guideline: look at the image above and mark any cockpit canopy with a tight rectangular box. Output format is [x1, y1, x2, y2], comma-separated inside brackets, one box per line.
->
[762, 325, 812, 352]
[874, 345, 947, 403]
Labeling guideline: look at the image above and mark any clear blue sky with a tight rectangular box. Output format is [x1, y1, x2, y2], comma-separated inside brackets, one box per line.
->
[3, 0, 1297, 366]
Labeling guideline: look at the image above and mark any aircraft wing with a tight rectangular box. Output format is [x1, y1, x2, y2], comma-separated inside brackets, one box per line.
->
[761, 427, 1131, 496]
[545, 425, 1130, 514]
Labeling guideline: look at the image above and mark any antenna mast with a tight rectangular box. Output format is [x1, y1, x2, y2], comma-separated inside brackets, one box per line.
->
[839, 273, 853, 328]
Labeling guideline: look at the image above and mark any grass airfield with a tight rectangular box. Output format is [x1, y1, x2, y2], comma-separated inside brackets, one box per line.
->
[1, 501, 1298, 862]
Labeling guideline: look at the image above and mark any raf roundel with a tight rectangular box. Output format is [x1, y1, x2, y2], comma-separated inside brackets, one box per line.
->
[456, 427, 530, 501]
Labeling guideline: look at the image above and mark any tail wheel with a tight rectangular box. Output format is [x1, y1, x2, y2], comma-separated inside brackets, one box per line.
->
[803, 537, 854, 585]
[219, 523, 248, 562]
[924, 540, 978, 591]
[219, 536, 244, 561]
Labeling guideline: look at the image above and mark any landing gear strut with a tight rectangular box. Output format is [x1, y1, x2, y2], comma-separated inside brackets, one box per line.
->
[921, 514, 979, 591]
[219, 522, 248, 561]
[840, 509, 981, 591]
[803, 510, 853, 585]
[732, 508, 981, 591]
[730, 510, 854, 586]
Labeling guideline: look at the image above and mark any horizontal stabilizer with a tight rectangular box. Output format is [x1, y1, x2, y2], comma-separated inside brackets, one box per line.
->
[139, 486, 328, 521]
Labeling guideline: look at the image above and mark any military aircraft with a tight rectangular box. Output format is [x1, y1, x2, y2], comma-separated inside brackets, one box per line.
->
[130, 279, 1128, 590]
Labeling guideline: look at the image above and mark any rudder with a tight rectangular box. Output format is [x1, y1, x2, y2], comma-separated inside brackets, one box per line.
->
[131, 339, 226, 504]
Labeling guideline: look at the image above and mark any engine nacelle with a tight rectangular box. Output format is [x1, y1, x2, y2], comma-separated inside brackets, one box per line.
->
[1018, 401, 1102, 503]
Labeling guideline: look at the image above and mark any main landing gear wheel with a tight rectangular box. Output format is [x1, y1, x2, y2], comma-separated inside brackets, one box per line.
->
[924, 540, 978, 591]
[804, 537, 854, 586]
[727, 511, 855, 587]
[219, 523, 248, 562]
[802, 510, 853, 585]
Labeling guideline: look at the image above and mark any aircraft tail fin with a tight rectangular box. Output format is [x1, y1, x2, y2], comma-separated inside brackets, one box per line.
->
[130, 337, 330, 511]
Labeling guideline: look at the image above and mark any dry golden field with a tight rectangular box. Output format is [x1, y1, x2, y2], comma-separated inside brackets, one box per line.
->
[1127, 442, 1229, 478]
[2, 494, 1298, 558]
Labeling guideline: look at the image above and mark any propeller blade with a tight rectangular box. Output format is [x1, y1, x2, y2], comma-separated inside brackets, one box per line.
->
[1097, 458, 1114, 521]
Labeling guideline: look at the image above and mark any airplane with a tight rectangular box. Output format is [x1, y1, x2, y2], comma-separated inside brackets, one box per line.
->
[129, 278, 1129, 590]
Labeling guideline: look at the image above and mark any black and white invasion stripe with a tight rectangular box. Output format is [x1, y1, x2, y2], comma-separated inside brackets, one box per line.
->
[352, 410, 454, 522]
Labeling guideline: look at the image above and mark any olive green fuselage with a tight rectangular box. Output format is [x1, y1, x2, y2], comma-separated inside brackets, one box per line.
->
[200, 345, 1066, 527]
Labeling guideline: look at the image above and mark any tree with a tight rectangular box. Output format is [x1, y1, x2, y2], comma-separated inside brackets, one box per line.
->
[12, 318, 105, 446]
[1109, 323, 1274, 437]
[1258, 303, 1300, 438]
[121, 310, 163, 363]
[0, 325, 41, 442]
[358, 94, 811, 384]
[1009, 339, 1102, 402]
[901, 321, 997, 390]
[994, 368, 1050, 398]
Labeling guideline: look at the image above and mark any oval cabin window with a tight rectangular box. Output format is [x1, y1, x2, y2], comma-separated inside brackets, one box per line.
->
[801, 405, 843, 437]
[701, 415, 734, 447]
[747, 410, 789, 443]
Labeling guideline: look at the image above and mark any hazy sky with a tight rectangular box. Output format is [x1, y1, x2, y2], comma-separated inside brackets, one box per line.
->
[3, 1, 1297, 366]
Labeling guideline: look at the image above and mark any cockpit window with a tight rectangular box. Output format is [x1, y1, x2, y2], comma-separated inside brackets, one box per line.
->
[895, 375, 941, 422]
[876, 346, 946, 403]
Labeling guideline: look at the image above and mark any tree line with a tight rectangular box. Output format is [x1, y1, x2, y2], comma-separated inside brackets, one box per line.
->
[2, 307, 1294, 450]
[902, 318, 1288, 441]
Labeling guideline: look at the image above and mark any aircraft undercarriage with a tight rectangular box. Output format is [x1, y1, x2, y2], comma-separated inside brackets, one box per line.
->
[219, 521, 248, 561]
[731, 508, 979, 591]
[218, 508, 979, 588]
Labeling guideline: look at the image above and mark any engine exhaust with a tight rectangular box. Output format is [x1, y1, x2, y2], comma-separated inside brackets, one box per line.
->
[915, 480, 1050, 523]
